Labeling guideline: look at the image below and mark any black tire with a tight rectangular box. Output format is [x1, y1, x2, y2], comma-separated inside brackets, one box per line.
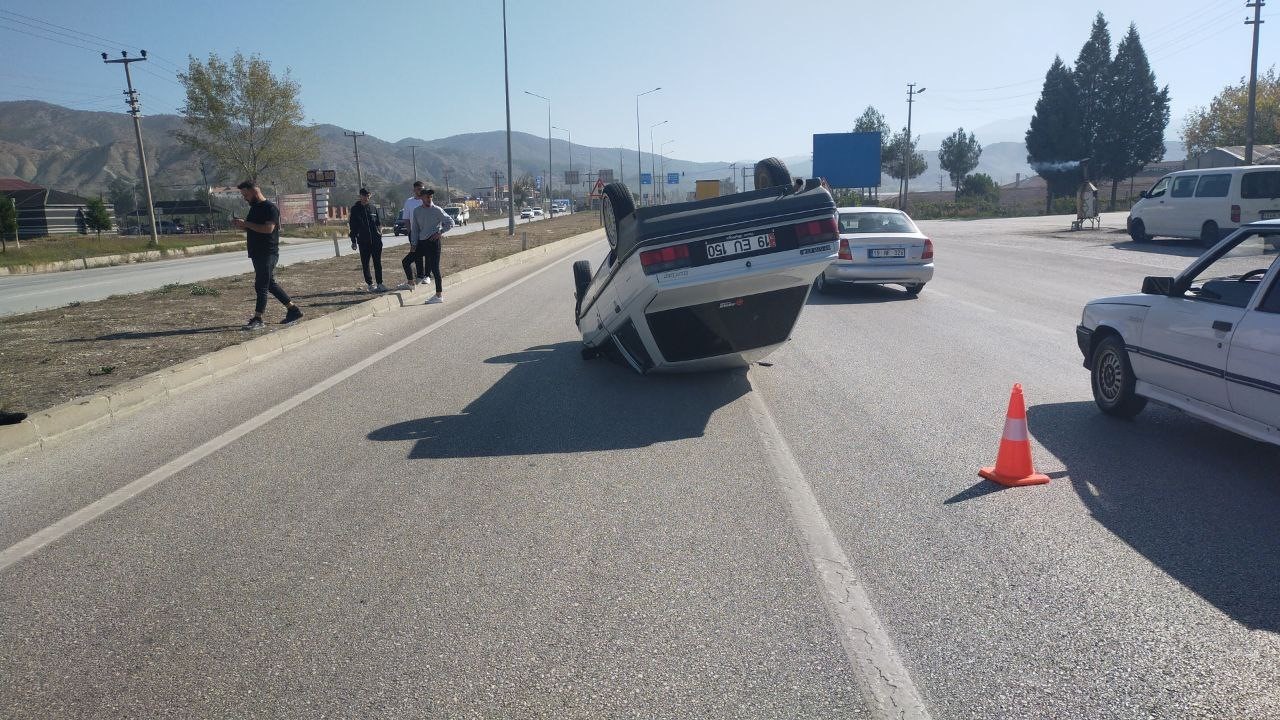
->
[1091, 334, 1148, 418]
[580, 344, 600, 361]
[904, 282, 926, 296]
[600, 182, 635, 251]
[572, 260, 592, 318]
[1128, 219, 1148, 243]
[754, 157, 792, 190]
[813, 270, 829, 294]
[1200, 221, 1220, 248]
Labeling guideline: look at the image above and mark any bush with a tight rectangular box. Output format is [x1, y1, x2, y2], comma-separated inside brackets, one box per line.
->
[959, 173, 999, 203]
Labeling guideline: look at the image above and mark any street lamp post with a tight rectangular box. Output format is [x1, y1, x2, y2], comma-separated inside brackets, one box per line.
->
[635, 87, 661, 206]
[553, 125, 572, 208]
[902, 83, 925, 212]
[502, 0, 515, 234]
[649, 119, 667, 207]
[524, 90, 552, 213]
[660, 139, 675, 204]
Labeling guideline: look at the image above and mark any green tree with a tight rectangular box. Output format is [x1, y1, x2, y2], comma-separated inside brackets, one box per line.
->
[938, 128, 982, 199]
[1074, 12, 1113, 162]
[1098, 24, 1170, 209]
[959, 173, 999, 202]
[883, 127, 927, 187]
[106, 176, 140, 220]
[1181, 66, 1280, 157]
[175, 51, 318, 185]
[1027, 55, 1085, 212]
[0, 195, 15, 252]
[513, 173, 535, 206]
[83, 198, 112, 239]
[852, 106, 892, 178]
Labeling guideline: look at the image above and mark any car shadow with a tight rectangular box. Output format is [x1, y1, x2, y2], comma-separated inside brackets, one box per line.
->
[1110, 238, 1207, 259]
[368, 341, 751, 459]
[806, 284, 917, 305]
[1029, 400, 1280, 632]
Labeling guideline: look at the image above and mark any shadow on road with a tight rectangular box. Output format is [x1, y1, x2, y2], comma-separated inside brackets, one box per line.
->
[368, 341, 750, 459]
[1029, 400, 1280, 632]
[58, 325, 241, 341]
[1110, 238, 1206, 259]
[807, 284, 917, 305]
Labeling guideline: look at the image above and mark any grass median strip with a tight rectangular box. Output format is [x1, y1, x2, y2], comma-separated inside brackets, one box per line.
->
[0, 232, 248, 269]
[0, 213, 600, 416]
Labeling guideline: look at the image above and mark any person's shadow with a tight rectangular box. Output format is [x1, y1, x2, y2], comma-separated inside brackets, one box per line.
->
[368, 342, 751, 459]
[1028, 400, 1280, 632]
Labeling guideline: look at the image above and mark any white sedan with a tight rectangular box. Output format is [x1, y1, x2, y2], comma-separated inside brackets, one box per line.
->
[1077, 221, 1280, 446]
[814, 207, 934, 296]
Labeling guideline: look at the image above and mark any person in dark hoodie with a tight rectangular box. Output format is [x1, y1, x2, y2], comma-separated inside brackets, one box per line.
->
[233, 180, 302, 330]
[349, 188, 385, 292]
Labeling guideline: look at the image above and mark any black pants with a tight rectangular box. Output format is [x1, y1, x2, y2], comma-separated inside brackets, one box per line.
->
[402, 238, 442, 292]
[251, 254, 291, 314]
[356, 237, 383, 285]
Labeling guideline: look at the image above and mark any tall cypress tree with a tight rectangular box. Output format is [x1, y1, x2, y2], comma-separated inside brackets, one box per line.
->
[1099, 24, 1170, 209]
[1027, 56, 1084, 212]
[1074, 13, 1113, 163]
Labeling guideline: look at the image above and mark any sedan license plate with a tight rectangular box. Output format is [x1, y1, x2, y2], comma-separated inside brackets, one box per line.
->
[706, 232, 775, 260]
[1261, 210, 1280, 219]
[869, 247, 906, 259]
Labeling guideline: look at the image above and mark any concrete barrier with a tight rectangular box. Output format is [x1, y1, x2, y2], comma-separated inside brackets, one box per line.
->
[0, 227, 604, 462]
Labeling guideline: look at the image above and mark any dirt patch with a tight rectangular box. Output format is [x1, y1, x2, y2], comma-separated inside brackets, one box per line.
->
[0, 213, 601, 415]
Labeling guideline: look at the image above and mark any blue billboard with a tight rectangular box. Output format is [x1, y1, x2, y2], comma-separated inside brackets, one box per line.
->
[812, 132, 882, 188]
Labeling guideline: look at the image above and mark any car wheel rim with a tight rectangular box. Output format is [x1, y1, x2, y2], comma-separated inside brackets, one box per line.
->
[1097, 350, 1123, 403]
[603, 198, 617, 247]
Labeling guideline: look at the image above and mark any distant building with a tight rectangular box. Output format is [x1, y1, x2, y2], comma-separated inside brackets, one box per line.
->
[0, 178, 113, 239]
[1186, 145, 1280, 169]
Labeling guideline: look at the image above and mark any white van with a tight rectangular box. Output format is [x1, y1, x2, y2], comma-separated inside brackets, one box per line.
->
[1128, 165, 1280, 247]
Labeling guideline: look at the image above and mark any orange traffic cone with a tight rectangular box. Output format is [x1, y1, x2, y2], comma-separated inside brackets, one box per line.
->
[979, 383, 1050, 487]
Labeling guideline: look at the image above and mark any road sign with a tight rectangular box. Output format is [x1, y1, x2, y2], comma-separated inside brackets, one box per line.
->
[667, 172, 679, 185]
[590, 178, 605, 197]
[599, 169, 614, 183]
[306, 169, 336, 188]
[565, 170, 580, 185]
[641, 173, 652, 185]
[535, 175, 543, 190]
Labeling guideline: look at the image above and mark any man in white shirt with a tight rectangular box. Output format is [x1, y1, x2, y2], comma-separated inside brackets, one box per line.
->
[398, 188, 453, 303]
[400, 181, 425, 283]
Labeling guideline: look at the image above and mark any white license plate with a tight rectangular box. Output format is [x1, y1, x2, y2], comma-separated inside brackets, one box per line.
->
[706, 232, 774, 260]
[869, 248, 906, 259]
[1261, 210, 1280, 219]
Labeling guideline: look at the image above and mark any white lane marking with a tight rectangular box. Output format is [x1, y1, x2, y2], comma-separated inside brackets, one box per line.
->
[744, 380, 932, 720]
[926, 289, 1070, 338]
[0, 236, 599, 573]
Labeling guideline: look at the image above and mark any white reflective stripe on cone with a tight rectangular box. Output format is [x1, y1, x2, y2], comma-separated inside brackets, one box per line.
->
[1003, 417, 1029, 442]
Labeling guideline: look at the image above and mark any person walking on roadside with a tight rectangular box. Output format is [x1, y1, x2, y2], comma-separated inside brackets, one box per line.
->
[234, 180, 302, 330]
[349, 188, 385, 292]
[399, 188, 453, 303]
[401, 181, 426, 284]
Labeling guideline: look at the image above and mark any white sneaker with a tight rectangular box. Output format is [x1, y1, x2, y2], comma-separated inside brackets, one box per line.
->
[366, 283, 376, 292]
[425, 295, 443, 304]
[418, 277, 430, 286]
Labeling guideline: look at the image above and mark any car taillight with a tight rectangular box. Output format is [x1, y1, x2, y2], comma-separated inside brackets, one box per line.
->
[639, 243, 691, 274]
[1231, 205, 1241, 223]
[796, 216, 839, 246]
[838, 238, 852, 260]
[922, 238, 934, 260]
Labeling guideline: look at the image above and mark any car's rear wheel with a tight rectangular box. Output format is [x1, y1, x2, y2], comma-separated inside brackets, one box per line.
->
[1128, 219, 1148, 243]
[1200, 220, 1220, 248]
[904, 282, 926, 296]
[754, 157, 792, 190]
[572, 260, 592, 318]
[1091, 334, 1147, 418]
[813, 270, 829, 294]
[600, 181, 634, 251]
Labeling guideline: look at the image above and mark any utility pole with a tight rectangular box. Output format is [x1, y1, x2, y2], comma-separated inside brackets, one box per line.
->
[408, 145, 421, 182]
[102, 50, 159, 248]
[636, 87, 661, 206]
[443, 168, 452, 202]
[554, 125, 573, 208]
[1246, 0, 1266, 165]
[198, 159, 214, 235]
[524, 91, 552, 212]
[502, 0, 515, 234]
[344, 131, 366, 189]
[902, 83, 926, 212]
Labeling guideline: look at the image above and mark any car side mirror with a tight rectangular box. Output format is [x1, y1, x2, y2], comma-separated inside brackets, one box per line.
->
[1138, 191, 1149, 199]
[1141, 276, 1175, 295]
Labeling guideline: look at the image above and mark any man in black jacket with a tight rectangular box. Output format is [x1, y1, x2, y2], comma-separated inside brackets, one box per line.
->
[349, 188, 385, 292]
[233, 180, 302, 330]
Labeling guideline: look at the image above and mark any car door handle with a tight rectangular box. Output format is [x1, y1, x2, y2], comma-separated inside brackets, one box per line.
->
[1212, 320, 1234, 332]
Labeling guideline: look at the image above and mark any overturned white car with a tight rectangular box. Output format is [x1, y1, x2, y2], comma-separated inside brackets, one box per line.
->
[572, 158, 838, 373]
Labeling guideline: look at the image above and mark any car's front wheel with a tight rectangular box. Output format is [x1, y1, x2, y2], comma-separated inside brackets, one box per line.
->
[1091, 334, 1147, 418]
[813, 270, 829, 294]
[1128, 218, 1149, 243]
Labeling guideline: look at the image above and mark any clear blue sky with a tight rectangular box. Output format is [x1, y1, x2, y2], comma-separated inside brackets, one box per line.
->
[0, 1, 1272, 162]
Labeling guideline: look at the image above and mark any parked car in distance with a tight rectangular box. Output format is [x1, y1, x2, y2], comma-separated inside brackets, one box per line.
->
[1128, 165, 1280, 248]
[814, 207, 934, 296]
[393, 218, 409, 236]
[532, 207, 544, 217]
[1077, 221, 1280, 446]
[520, 208, 534, 219]
[444, 205, 469, 226]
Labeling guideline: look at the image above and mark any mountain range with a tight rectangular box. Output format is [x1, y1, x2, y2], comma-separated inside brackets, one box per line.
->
[0, 101, 1186, 200]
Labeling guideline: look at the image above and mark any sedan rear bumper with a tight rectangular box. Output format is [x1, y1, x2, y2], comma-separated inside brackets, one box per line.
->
[821, 261, 933, 285]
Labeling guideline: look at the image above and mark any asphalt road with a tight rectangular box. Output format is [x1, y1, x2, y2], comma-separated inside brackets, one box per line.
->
[0, 213, 553, 317]
[2, 213, 1277, 719]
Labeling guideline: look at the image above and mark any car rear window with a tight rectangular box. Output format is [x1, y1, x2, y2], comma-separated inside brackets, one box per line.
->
[1195, 174, 1231, 198]
[838, 212, 918, 234]
[1171, 176, 1198, 198]
[1241, 171, 1280, 199]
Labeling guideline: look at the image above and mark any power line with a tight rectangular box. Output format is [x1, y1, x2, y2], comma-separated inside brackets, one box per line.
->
[0, 9, 187, 74]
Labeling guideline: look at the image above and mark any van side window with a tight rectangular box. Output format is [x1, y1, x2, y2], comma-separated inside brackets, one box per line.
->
[1241, 171, 1280, 199]
[1147, 178, 1169, 198]
[1171, 176, 1197, 198]
[1194, 174, 1231, 198]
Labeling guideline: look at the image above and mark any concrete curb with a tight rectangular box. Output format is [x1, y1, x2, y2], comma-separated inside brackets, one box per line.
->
[0, 240, 248, 276]
[0, 227, 604, 462]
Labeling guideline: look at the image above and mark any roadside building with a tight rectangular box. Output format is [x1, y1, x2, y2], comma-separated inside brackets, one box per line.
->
[0, 178, 114, 239]
[121, 199, 230, 234]
[1185, 145, 1280, 169]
